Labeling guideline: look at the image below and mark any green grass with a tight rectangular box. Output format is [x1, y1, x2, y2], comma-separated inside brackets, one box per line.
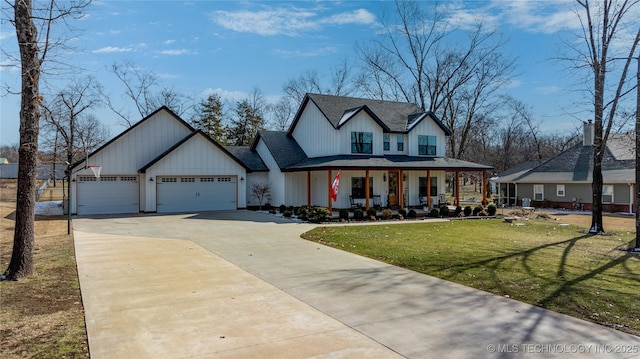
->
[301, 219, 640, 336]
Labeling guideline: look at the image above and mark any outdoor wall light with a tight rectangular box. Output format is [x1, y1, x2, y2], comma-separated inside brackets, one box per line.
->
[383, 174, 387, 181]
[149, 177, 154, 182]
[403, 174, 406, 181]
[240, 177, 245, 181]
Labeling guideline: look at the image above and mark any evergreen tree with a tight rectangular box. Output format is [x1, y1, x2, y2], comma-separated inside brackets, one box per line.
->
[227, 97, 265, 146]
[191, 94, 227, 144]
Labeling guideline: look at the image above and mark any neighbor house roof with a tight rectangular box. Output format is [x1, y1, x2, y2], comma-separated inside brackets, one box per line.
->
[512, 134, 635, 184]
[288, 93, 452, 135]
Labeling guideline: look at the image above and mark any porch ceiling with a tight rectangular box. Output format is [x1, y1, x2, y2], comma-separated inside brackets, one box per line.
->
[282, 155, 493, 172]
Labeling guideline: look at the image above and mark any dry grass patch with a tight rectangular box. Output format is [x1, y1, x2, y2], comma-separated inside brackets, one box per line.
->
[0, 180, 88, 358]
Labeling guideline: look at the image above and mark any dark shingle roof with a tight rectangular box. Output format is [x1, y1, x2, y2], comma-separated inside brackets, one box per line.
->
[251, 130, 309, 169]
[289, 93, 452, 135]
[225, 146, 268, 172]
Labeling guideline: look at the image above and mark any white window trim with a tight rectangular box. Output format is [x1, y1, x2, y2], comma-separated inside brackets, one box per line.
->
[533, 184, 544, 201]
[602, 185, 614, 203]
[556, 184, 565, 197]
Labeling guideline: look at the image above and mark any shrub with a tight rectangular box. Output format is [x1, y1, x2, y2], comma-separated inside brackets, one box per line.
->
[339, 209, 350, 220]
[398, 208, 407, 218]
[307, 207, 330, 223]
[354, 208, 364, 220]
[367, 207, 377, 218]
[407, 209, 417, 219]
[463, 206, 472, 217]
[487, 204, 497, 216]
[279, 204, 287, 213]
[429, 208, 441, 217]
[473, 204, 484, 216]
[439, 205, 449, 217]
[454, 206, 462, 217]
[287, 205, 295, 213]
[381, 209, 393, 219]
[283, 210, 292, 218]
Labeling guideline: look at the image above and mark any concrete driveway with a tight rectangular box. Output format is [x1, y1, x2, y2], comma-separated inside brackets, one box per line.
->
[73, 210, 640, 359]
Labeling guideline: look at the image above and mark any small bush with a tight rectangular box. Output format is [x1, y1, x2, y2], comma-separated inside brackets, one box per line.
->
[339, 209, 350, 220]
[439, 205, 449, 217]
[487, 204, 497, 216]
[308, 207, 330, 223]
[454, 206, 462, 217]
[473, 205, 484, 216]
[407, 209, 417, 219]
[381, 209, 393, 219]
[287, 205, 295, 213]
[429, 208, 441, 217]
[463, 206, 472, 216]
[283, 210, 292, 218]
[398, 208, 407, 218]
[279, 204, 287, 213]
[367, 207, 377, 218]
[354, 208, 364, 220]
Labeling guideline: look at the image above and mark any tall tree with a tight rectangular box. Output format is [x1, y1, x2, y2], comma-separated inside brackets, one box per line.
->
[3, 0, 90, 281]
[191, 94, 227, 144]
[573, 0, 640, 234]
[227, 89, 266, 146]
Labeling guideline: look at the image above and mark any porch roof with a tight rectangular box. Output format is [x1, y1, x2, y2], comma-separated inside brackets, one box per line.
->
[281, 154, 493, 172]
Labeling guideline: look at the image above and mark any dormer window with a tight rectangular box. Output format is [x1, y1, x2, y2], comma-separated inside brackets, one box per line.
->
[418, 135, 436, 156]
[383, 134, 390, 151]
[351, 132, 373, 154]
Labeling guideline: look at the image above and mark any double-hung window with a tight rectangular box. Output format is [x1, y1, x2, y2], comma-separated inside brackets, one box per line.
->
[383, 134, 390, 151]
[397, 135, 404, 151]
[556, 184, 565, 197]
[351, 132, 373, 154]
[418, 135, 437, 156]
[602, 185, 613, 203]
[419, 177, 438, 197]
[533, 184, 544, 201]
[351, 177, 373, 198]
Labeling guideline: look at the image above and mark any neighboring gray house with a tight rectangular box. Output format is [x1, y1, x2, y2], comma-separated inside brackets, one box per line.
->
[492, 121, 635, 212]
[0, 163, 66, 180]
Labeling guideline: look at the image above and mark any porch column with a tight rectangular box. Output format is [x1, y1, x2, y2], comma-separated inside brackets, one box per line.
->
[307, 171, 311, 206]
[365, 169, 370, 210]
[399, 170, 404, 208]
[482, 170, 487, 205]
[426, 169, 431, 208]
[455, 170, 460, 206]
[328, 169, 332, 212]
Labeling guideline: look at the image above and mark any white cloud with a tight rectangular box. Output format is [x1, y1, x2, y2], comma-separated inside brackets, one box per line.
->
[210, 6, 376, 36]
[201, 88, 248, 102]
[164, 39, 176, 45]
[535, 85, 563, 94]
[92, 46, 133, 53]
[274, 46, 338, 58]
[157, 49, 197, 56]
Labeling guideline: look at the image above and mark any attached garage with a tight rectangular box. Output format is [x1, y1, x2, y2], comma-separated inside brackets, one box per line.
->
[156, 176, 237, 213]
[76, 175, 139, 215]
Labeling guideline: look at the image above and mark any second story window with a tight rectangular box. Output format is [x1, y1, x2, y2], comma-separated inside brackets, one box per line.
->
[418, 135, 437, 156]
[397, 135, 404, 151]
[351, 132, 373, 154]
[383, 134, 390, 151]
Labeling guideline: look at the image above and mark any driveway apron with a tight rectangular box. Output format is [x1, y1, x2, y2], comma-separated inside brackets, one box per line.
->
[73, 210, 640, 359]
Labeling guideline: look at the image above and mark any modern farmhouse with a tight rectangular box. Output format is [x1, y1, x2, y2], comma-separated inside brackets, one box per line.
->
[70, 93, 492, 215]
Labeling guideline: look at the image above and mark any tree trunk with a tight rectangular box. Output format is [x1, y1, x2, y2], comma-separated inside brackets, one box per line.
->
[635, 56, 639, 249]
[5, 0, 40, 280]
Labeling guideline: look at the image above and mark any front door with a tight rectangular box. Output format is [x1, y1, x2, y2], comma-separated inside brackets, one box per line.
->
[388, 170, 399, 207]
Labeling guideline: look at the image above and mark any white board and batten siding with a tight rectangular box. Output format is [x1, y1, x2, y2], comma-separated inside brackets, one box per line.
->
[254, 139, 286, 206]
[406, 114, 447, 157]
[144, 133, 247, 212]
[76, 174, 139, 215]
[291, 101, 340, 158]
[338, 112, 385, 156]
[71, 109, 193, 214]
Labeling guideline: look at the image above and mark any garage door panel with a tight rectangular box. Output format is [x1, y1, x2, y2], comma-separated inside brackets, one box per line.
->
[77, 175, 139, 215]
[157, 176, 236, 213]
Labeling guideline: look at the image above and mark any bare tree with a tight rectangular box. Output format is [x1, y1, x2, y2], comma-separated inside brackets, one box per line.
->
[3, 0, 90, 281]
[571, 0, 640, 234]
[103, 60, 193, 126]
[0, 144, 19, 163]
[251, 182, 271, 211]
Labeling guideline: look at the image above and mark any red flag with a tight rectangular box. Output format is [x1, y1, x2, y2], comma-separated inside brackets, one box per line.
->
[330, 171, 340, 202]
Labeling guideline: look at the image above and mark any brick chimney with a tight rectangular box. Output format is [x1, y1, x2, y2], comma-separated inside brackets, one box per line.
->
[583, 120, 594, 146]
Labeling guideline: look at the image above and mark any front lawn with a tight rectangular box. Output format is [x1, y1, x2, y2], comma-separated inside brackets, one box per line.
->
[301, 218, 640, 336]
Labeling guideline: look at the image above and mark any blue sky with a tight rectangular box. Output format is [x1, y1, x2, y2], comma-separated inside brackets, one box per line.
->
[1, 0, 629, 146]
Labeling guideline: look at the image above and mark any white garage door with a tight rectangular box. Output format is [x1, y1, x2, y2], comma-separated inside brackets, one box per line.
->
[157, 176, 237, 213]
[77, 175, 139, 215]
